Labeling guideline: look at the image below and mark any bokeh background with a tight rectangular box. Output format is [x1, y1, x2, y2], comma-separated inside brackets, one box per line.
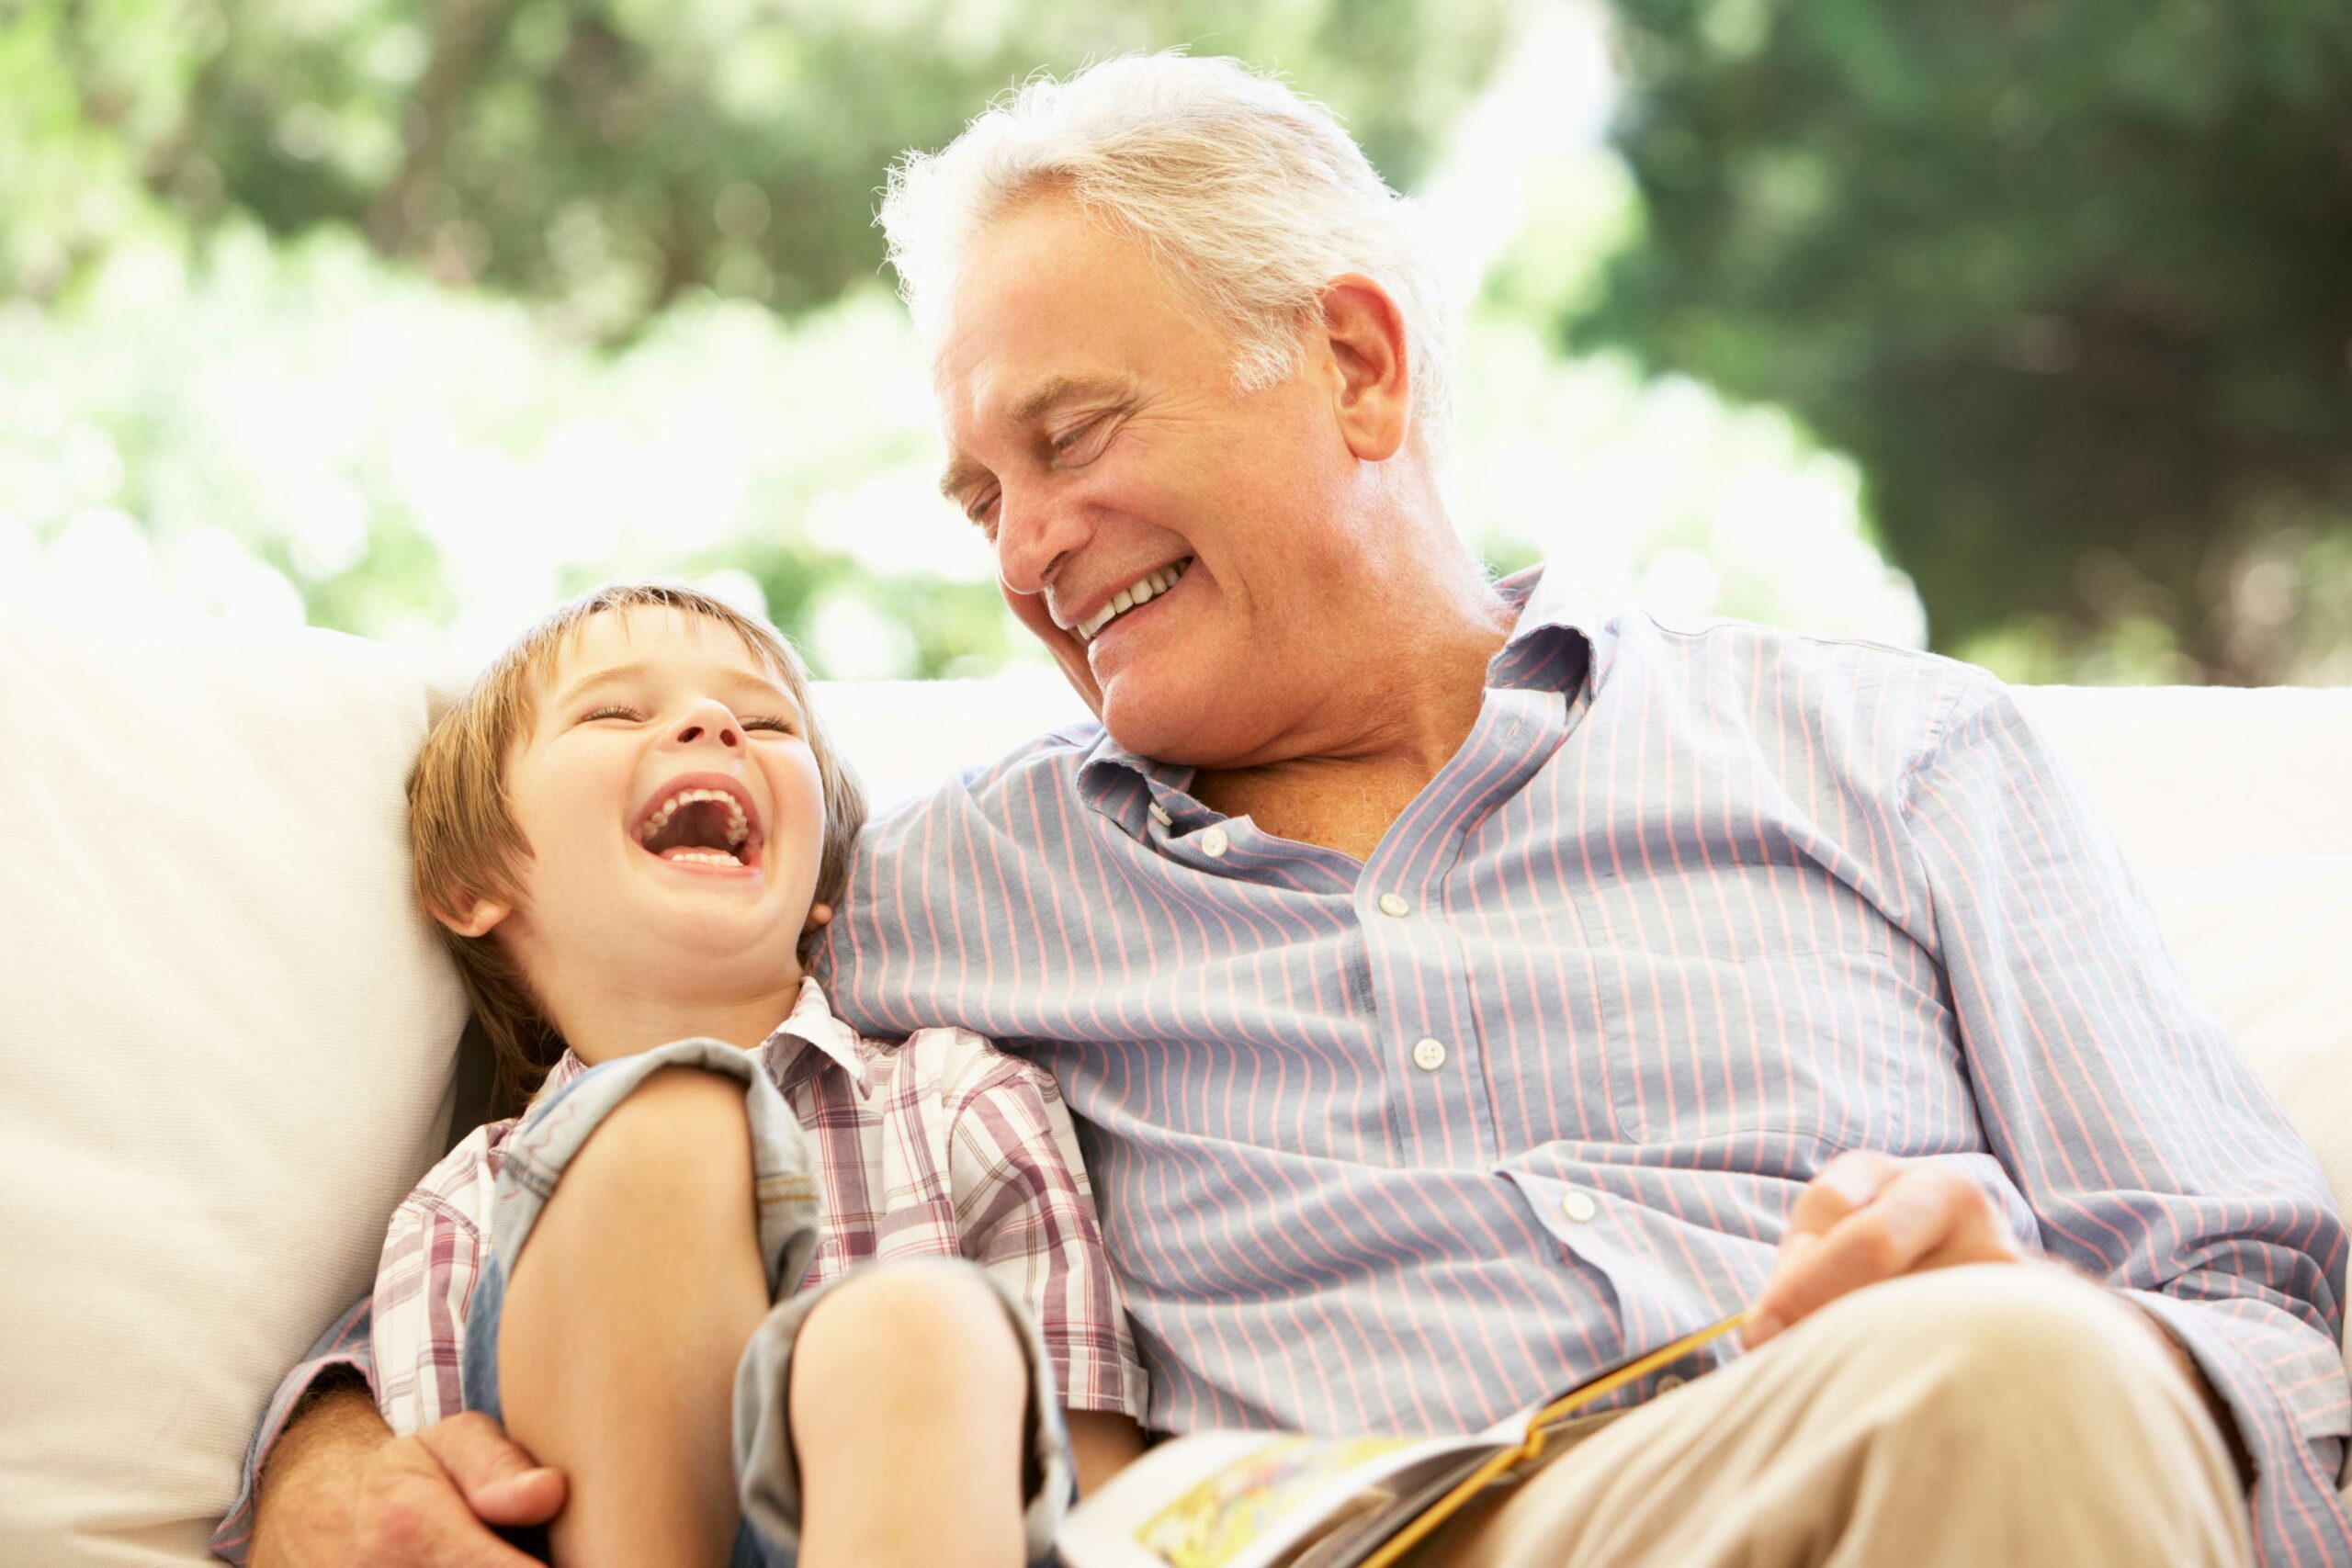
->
[4, 0, 2346, 684]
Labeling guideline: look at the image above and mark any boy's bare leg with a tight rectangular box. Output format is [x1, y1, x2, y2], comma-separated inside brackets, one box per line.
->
[498, 1067, 771, 1568]
[788, 1258, 1032, 1568]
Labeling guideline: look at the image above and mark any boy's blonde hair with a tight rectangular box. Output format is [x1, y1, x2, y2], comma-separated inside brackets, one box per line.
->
[409, 583, 866, 1116]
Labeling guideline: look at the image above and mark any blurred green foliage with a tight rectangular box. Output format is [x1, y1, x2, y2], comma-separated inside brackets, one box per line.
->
[0, 0, 1537, 674]
[1570, 0, 2352, 682]
[9, 0, 2340, 683]
[2, 0, 1506, 336]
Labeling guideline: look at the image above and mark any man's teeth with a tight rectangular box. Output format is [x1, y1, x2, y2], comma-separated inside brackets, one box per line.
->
[663, 849, 742, 867]
[1077, 558, 1191, 643]
[637, 788, 750, 849]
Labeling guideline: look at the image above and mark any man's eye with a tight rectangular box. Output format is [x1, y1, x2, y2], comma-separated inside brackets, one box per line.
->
[580, 705, 642, 723]
[968, 490, 1000, 538]
[743, 716, 797, 735]
[1052, 417, 1109, 462]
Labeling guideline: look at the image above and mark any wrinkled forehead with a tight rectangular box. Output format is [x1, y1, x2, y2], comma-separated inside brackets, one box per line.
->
[931, 208, 1241, 453]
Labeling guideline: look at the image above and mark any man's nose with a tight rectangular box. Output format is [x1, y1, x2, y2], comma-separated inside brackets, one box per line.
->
[995, 487, 1091, 600]
[670, 698, 741, 750]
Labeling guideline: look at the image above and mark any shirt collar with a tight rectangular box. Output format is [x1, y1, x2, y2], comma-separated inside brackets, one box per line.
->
[1072, 558, 1610, 826]
[1488, 561, 1612, 690]
[524, 976, 870, 1112]
[759, 976, 871, 1093]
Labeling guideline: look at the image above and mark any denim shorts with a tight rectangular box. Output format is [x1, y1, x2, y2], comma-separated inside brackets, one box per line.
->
[457, 1037, 1072, 1566]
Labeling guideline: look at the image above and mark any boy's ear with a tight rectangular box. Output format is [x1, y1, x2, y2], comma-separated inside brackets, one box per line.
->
[433, 892, 513, 940]
[802, 901, 834, 937]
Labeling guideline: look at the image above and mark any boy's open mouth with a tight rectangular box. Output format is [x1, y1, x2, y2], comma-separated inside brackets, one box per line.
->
[631, 776, 763, 871]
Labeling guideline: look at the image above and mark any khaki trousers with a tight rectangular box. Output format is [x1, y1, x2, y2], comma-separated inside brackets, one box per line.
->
[1405, 1264, 2252, 1568]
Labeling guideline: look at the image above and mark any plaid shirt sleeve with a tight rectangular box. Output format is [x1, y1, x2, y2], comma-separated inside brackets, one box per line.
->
[870, 1028, 1148, 1418]
[368, 1123, 504, 1437]
[209, 1122, 506, 1565]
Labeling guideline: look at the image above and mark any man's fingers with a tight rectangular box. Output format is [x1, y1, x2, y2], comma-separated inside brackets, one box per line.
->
[1781, 1149, 1901, 1245]
[1751, 1165, 1973, 1343]
[363, 1489, 551, 1568]
[413, 1414, 566, 1526]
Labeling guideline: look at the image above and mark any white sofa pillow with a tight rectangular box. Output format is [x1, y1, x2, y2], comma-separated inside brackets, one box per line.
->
[0, 619, 470, 1565]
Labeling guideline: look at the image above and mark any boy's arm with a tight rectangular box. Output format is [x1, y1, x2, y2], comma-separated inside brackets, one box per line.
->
[944, 1053, 1151, 1495]
[944, 1047, 1152, 1426]
[224, 1126, 551, 1566]
[1067, 1410, 1148, 1497]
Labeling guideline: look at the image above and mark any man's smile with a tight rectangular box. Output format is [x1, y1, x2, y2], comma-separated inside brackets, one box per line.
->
[1065, 558, 1194, 645]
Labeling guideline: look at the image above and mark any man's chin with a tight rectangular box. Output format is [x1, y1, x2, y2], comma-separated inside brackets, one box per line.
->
[1096, 677, 1246, 770]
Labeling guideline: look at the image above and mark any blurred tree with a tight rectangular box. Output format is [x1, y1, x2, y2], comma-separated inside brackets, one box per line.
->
[1562, 0, 2352, 682]
[2, 0, 1509, 339]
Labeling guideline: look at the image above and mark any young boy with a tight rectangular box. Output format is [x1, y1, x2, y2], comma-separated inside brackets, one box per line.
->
[370, 582, 1147, 1568]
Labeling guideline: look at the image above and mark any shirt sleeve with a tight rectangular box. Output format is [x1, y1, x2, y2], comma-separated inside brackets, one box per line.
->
[368, 1183, 489, 1438]
[1900, 681, 2352, 1568]
[210, 1125, 502, 1565]
[207, 1295, 376, 1565]
[946, 1048, 1150, 1420]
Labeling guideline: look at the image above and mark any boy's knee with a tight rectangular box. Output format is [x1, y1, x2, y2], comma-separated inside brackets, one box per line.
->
[792, 1260, 1027, 1421]
[559, 1066, 756, 1198]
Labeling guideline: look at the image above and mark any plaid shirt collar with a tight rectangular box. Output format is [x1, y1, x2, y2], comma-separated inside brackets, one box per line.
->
[530, 976, 872, 1108]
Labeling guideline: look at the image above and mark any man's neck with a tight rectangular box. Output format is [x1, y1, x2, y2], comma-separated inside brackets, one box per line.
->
[1191, 578, 1517, 862]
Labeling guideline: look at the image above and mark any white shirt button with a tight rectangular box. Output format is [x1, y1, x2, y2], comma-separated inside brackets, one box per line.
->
[1561, 1191, 1598, 1224]
[1655, 1372, 1685, 1395]
[1200, 827, 1229, 858]
[1410, 1037, 1448, 1071]
[1378, 892, 1410, 919]
[1148, 803, 1173, 827]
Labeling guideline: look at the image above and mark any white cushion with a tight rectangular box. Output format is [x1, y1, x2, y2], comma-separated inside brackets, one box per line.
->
[0, 619, 470, 1565]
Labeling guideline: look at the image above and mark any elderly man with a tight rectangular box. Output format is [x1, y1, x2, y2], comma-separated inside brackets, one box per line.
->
[232, 54, 2347, 1568]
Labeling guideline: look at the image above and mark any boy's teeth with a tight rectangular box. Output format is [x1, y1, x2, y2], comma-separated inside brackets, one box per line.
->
[662, 848, 742, 866]
[638, 787, 751, 849]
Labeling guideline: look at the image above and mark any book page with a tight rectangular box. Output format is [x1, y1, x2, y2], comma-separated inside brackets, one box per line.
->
[1057, 1431, 1496, 1568]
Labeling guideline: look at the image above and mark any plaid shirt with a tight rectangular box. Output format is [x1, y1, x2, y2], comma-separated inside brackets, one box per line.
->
[374, 978, 1147, 1435]
[208, 980, 1142, 1562]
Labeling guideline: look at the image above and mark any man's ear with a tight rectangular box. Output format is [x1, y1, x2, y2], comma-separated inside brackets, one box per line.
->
[1317, 273, 1413, 464]
[433, 892, 513, 940]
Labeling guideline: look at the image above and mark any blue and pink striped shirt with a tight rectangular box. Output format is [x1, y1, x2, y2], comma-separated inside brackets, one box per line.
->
[822, 565, 2351, 1565]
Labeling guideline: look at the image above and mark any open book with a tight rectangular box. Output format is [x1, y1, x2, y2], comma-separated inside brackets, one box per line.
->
[1056, 1313, 1747, 1568]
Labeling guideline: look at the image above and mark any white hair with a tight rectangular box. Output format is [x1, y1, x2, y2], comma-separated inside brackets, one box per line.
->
[878, 52, 1453, 447]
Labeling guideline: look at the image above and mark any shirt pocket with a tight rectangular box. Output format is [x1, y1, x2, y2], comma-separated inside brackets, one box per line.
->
[1594, 944, 1973, 1149]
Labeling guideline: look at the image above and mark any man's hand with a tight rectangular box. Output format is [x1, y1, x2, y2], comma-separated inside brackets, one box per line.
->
[1745, 1150, 2026, 1347]
[253, 1380, 565, 1568]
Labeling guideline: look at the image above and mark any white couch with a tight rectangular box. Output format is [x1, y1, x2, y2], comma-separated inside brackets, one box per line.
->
[3, 620, 2348, 1565]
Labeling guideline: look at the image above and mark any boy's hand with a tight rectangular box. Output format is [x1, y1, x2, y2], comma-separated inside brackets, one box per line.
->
[254, 1384, 565, 1568]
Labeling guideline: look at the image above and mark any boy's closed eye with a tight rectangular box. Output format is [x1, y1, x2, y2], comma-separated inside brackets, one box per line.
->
[577, 703, 798, 734]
